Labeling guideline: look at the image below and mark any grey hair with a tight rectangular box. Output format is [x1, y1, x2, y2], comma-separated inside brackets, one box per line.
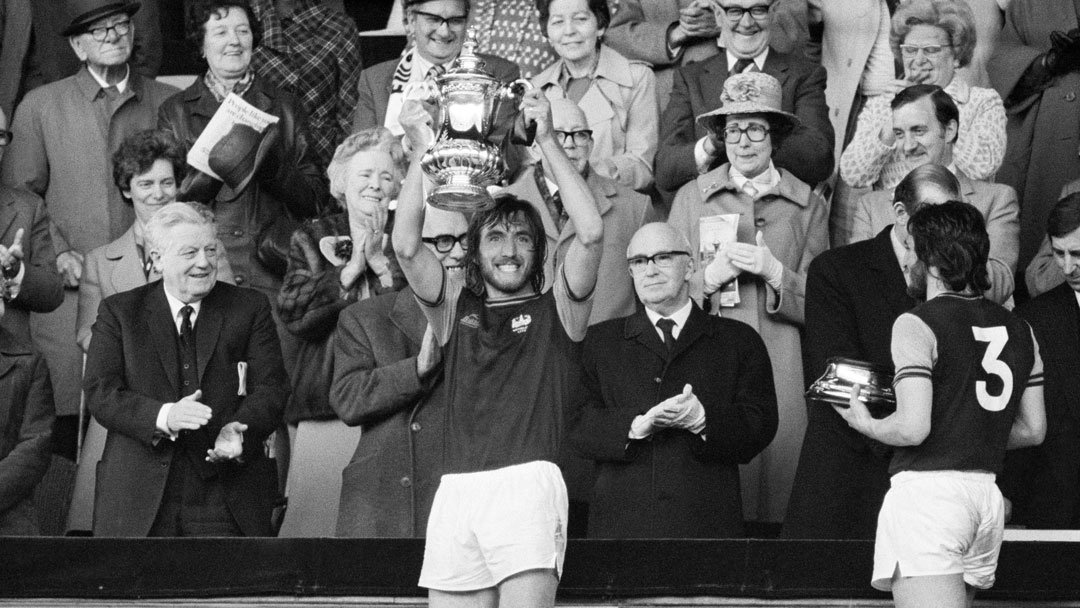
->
[326, 127, 406, 207]
[145, 201, 216, 254]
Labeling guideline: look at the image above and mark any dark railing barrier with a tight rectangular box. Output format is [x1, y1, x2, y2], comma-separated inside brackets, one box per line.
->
[2, 538, 1080, 602]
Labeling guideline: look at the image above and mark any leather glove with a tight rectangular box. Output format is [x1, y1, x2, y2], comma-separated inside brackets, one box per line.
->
[1046, 28, 1080, 76]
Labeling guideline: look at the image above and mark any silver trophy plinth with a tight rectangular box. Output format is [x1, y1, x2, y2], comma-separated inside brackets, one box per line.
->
[420, 29, 531, 212]
[806, 357, 897, 418]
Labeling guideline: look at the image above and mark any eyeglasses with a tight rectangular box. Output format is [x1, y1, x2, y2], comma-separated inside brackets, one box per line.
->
[717, 3, 772, 20]
[627, 251, 690, 273]
[422, 233, 468, 253]
[899, 44, 952, 57]
[411, 9, 468, 30]
[721, 124, 770, 144]
[0, 130, 11, 147]
[553, 130, 593, 146]
[87, 19, 131, 42]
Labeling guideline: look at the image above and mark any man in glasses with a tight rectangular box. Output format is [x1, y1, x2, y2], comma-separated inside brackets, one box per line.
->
[569, 221, 777, 538]
[1, 0, 177, 458]
[655, 0, 832, 199]
[331, 205, 468, 538]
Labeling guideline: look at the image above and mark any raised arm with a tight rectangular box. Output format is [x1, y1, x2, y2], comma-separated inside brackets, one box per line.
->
[522, 89, 603, 300]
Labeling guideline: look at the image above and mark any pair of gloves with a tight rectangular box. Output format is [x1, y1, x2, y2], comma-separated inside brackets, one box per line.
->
[630, 384, 707, 439]
[1045, 28, 1080, 76]
[702, 230, 784, 295]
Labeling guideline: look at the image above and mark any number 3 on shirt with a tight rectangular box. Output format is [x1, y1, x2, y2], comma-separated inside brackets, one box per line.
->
[972, 326, 1013, 412]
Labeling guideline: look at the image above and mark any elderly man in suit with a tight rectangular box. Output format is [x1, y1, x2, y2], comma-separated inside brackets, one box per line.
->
[655, 0, 831, 196]
[569, 222, 777, 538]
[849, 85, 1019, 306]
[1002, 192, 1080, 528]
[0, 261, 55, 535]
[1, 0, 177, 441]
[83, 202, 286, 537]
[331, 205, 467, 538]
[0, 108, 64, 344]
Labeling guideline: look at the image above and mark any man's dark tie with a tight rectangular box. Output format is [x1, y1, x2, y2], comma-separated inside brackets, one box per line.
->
[730, 57, 754, 78]
[656, 318, 676, 352]
[180, 305, 194, 346]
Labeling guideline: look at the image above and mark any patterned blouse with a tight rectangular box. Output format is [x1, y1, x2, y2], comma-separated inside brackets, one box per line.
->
[839, 78, 1007, 189]
[469, 0, 558, 79]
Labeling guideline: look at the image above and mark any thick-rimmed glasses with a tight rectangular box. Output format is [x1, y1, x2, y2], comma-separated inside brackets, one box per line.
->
[717, 4, 772, 20]
[722, 124, 770, 144]
[0, 130, 12, 147]
[627, 251, 690, 273]
[554, 130, 593, 146]
[411, 9, 468, 30]
[422, 234, 469, 253]
[88, 19, 131, 42]
[899, 44, 952, 58]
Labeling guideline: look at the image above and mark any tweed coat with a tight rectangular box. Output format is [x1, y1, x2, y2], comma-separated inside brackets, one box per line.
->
[988, 0, 1080, 271]
[84, 281, 287, 537]
[0, 185, 62, 344]
[330, 287, 445, 538]
[655, 48, 834, 195]
[570, 303, 777, 538]
[1002, 283, 1080, 528]
[850, 171, 1019, 305]
[667, 163, 829, 523]
[782, 227, 913, 539]
[0, 326, 53, 535]
[1, 67, 176, 416]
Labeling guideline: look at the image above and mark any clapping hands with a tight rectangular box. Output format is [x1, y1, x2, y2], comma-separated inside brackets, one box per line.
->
[630, 384, 707, 438]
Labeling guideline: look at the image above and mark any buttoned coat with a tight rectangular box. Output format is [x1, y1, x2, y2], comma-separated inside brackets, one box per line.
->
[783, 227, 913, 539]
[655, 49, 834, 195]
[0, 327, 53, 535]
[506, 165, 655, 327]
[84, 281, 287, 537]
[667, 164, 828, 523]
[330, 287, 445, 538]
[569, 303, 777, 538]
[850, 171, 1019, 305]
[158, 76, 328, 296]
[1003, 283, 1080, 528]
[0, 185, 62, 343]
[533, 45, 659, 191]
[1, 67, 176, 416]
[988, 0, 1080, 271]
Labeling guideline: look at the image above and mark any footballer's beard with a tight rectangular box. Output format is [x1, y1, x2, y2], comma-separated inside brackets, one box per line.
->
[907, 259, 929, 301]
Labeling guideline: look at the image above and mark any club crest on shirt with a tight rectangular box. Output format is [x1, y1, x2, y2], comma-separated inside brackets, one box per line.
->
[460, 313, 480, 329]
[512, 313, 532, 334]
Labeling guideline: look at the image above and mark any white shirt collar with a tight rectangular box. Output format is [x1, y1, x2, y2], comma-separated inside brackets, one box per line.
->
[645, 298, 694, 340]
[164, 288, 202, 334]
[725, 48, 769, 72]
[1073, 289, 1080, 310]
[729, 161, 781, 195]
[86, 63, 130, 94]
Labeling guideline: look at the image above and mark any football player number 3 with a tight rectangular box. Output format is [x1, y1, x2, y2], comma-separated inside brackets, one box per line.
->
[972, 326, 1013, 412]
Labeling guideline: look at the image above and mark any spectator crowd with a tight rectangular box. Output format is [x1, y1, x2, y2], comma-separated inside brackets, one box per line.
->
[0, 0, 1079, 604]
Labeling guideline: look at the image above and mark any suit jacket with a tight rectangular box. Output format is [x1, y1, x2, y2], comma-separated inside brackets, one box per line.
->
[0, 185, 62, 343]
[851, 171, 1019, 305]
[570, 303, 778, 538]
[1004, 283, 1080, 528]
[655, 49, 834, 194]
[506, 165, 655, 327]
[330, 287, 445, 538]
[84, 281, 287, 537]
[783, 226, 913, 539]
[0, 326, 53, 535]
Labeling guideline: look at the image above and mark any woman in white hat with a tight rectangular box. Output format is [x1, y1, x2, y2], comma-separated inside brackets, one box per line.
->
[667, 70, 829, 528]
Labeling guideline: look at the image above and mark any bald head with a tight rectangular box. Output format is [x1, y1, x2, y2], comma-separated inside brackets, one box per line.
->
[626, 223, 694, 317]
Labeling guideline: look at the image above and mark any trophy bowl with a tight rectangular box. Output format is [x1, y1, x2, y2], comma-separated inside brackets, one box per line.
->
[418, 28, 531, 212]
[806, 357, 897, 419]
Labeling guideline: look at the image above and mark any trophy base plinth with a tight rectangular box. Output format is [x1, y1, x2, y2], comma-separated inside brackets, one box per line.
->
[427, 183, 497, 212]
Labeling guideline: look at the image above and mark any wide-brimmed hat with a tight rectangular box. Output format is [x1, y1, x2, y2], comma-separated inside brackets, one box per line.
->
[62, 0, 141, 37]
[696, 71, 800, 133]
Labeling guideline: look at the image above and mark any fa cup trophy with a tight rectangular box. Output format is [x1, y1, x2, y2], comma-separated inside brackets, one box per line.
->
[419, 29, 531, 212]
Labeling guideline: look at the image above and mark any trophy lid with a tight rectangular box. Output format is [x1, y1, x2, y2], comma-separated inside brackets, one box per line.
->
[445, 28, 495, 80]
